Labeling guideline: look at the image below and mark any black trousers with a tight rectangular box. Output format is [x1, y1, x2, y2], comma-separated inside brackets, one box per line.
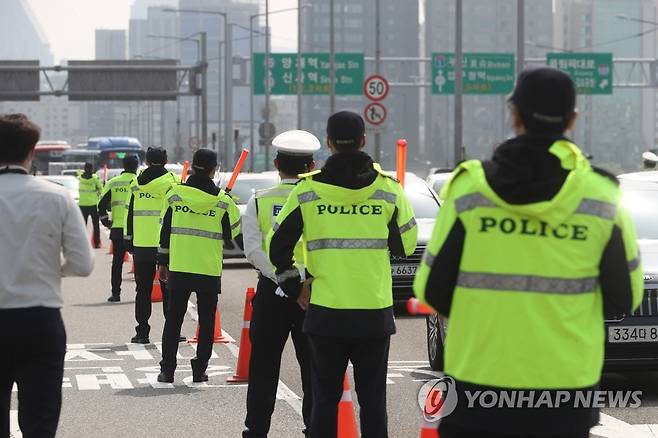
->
[0, 308, 66, 438]
[244, 277, 313, 437]
[110, 234, 126, 296]
[133, 261, 168, 338]
[307, 334, 390, 438]
[79, 205, 100, 247]
[438, 422, 590, 438]
[160, 287, 218, 372]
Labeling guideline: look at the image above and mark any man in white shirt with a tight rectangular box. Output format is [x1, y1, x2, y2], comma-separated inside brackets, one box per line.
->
[242, 130, 319, 438]
[0, 114, 94, 438]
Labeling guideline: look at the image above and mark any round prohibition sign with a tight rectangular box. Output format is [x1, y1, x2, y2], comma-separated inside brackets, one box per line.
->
[363, 74, 389, 101]
[364, 102, 387, 126]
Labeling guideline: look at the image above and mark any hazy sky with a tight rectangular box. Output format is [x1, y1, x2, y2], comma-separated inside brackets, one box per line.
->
[24, 0, 298, 63]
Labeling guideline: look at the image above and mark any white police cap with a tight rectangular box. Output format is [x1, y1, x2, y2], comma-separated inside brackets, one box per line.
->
[642, 151, 658, 163]
[272, 130, 321, 156]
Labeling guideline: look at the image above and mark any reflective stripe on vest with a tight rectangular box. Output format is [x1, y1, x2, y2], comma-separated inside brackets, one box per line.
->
[171, 227, 223, 240]
[457, 271, 598, 295]
[133, 210, 160, 216]
[306, 238, 388, 251]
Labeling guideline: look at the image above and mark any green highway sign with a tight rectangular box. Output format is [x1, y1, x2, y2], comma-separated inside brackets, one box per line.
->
[431, 53, 515, 95]
[546, 53, 613, 94]
[253, 53, 364, 95]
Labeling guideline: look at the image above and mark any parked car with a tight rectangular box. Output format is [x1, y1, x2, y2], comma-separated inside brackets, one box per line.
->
[426, 169, 454, 198]
[37, 175, 79, 203]
[425, 177, 658, 371]
[390, 174, 440, 303]
[214, 172, 280, 258]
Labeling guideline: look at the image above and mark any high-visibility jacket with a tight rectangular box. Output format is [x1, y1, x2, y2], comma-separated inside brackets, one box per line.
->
[255, 182, 304, 269]
[77, 172, 102, 206]
[272, 164, 417, 310]
[165, 185, 241, 277]
[127, 171, 179, 248]
[99, 172, 136, 230]
[413, 140, 644, 389]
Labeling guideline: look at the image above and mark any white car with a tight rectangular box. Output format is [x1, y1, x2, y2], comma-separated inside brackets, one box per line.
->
[37, 175, 79, 203]
[214, 172, 280, 258]
[426, 170, 454, 198]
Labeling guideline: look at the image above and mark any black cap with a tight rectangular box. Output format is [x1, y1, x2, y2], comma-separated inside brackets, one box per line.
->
[509, 67, 576, 133]
[146, 146, 167, 165]
[326, 110, 365, 149]
[123, 155, 139, 171]
[192, 148, 218, 172]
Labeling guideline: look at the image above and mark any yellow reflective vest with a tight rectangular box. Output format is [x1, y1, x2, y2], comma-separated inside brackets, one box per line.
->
[126, 171, 179, 248]
[165, 185, 241, 277]
[414, 140, 644, 389]
[270, 164, 418, 310]
[99, 172, 136, 230]
[77, 172, 102, 206]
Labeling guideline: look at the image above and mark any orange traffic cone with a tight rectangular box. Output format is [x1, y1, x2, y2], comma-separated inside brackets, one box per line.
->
[188, 306, 229, 344]
[151, 270, 163, 302]
[419, 418, 439, 438]
[419, 387, 441, 438]
[227, 287, 255, 383]
[123, 251, 130, 263]
[338, 373, 359, 438]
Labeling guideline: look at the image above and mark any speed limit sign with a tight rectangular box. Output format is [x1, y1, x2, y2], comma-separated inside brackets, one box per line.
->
[363, 75, 389, 101]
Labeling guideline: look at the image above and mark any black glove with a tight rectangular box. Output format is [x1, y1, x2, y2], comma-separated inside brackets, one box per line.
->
[124, 239, 134, 254]
[101, 217, 112, 229]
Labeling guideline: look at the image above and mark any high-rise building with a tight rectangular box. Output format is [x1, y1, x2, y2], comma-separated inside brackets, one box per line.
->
[178, 0, 263, 162]
[300, 0, 420, 169]
[425, 0, 553, 166]
[0, 0, 53, 64]
[555, 0, 657, 171]
[96, 30, 127, 60]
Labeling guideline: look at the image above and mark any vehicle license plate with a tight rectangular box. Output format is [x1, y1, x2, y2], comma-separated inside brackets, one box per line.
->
[608, 326, 658, 343]
[391, 264, 418, 277]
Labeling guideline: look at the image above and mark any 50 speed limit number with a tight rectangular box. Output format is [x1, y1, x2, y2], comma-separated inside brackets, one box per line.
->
[364, 75, 389, 101]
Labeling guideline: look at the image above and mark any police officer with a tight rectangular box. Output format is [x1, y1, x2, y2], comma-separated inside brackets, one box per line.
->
[124, 147, 180, 344]
[642, 151, 658, 169]
[242, 130, 319, 438]
[98, 155, 139, 302]
[77, 162, 103, 248]
[156, 149, 241, 383]
[268, 111, 417, 438]
[413, 68, 644, 438]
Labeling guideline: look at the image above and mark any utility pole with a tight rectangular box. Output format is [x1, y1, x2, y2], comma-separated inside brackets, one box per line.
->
[517, 0, 525, 75]
[329, 0, 335, 114]
[265, 0, 271, 171]
[225, 22, 233, 165]
[374, 0, 381, 162]
[297, 0, 303, 129]
[160, 101, 165, 148]
[249, 16, 255, 171]
[453, 0, 463, 165]
[200, 31, 208, 148]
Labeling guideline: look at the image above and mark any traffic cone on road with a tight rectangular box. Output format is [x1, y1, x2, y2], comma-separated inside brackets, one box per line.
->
[151, 270, 163, 302]
[123, 251, 130, 263]
[419, 418, 439, 438]
[418, 387, 441, 438]
[227, 287, 255, 383]
[338, 373, 359, 438]
[188, 306, 229, 344]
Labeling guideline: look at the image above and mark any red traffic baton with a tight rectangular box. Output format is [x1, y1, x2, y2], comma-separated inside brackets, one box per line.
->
[396, 138, 407, 187]
[225, 149, 249, 192]
[407, 298, 435, 315]
[181, 160, 190, 182]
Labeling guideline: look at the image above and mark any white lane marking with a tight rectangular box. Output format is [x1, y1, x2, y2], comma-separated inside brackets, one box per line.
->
[116, 343, 154, 360]
[75, 373, 134, 390]
[9, 410, 21, 438]
[218, 311, 304, 418]
[591, 413, 655, 438]
[387, 373, 404, 384]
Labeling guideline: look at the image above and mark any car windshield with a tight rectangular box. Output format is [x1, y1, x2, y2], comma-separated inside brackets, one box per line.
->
[621, 182, 658, 240]
[405, 183, 440, 219]
[224, 177, 279, 204]
[43, 177, 79, 191]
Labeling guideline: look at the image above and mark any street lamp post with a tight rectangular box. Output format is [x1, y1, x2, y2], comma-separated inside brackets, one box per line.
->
[164, 8, 229, 160]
